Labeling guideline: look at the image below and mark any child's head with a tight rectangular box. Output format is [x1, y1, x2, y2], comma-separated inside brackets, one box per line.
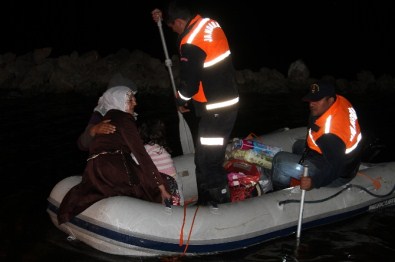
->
[139, 119, 170, 151]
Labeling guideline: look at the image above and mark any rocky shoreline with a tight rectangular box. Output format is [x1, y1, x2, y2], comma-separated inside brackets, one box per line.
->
[1, 48, 395, 99]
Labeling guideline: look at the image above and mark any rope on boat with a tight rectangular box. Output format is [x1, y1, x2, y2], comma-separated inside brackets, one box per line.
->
[279, 183, 395, 206]
[178, 197, 199, 256]
[182, 204, 200, 255]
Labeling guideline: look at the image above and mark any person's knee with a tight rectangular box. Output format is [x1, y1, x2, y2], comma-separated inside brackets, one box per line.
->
[271, 152, 303, 190]
[292, 139, 306, 155]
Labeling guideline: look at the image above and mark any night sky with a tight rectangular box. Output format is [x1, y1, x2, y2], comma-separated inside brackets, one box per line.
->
[1, 0, 394, 79]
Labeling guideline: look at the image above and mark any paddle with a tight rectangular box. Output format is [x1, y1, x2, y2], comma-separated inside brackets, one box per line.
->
[156, 17, 195, 155]
[296, 164, 308, 246]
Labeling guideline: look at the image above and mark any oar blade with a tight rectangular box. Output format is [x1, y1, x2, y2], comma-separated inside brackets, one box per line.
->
[178, 111, 194, 154]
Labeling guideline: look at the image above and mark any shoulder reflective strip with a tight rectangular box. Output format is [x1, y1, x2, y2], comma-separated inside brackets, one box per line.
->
[187, 18, 210, 44]
[324, 115, 332, 133]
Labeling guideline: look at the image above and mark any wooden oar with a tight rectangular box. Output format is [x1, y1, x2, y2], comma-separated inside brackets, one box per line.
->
[156, 18, 195, 155]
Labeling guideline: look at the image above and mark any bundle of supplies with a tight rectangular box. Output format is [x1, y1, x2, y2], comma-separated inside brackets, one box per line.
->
[227, 138, 282, 169]
[224, 158, 273, 202]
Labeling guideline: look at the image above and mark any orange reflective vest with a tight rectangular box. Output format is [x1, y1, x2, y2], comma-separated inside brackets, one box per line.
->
[178, 15, 238, 111]
[307, 95, 362, 154]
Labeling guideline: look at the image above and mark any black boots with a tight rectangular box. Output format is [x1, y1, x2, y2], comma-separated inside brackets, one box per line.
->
[197, 184, 230, 206]
[208, 186, 230, 204]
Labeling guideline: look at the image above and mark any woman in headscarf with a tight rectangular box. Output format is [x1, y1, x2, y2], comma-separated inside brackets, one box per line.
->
[57, 86, 172, 225]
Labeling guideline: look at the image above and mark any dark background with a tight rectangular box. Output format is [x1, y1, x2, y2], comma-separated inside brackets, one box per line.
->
[1, 1, 395, 260]
[1, 0, 394, 79]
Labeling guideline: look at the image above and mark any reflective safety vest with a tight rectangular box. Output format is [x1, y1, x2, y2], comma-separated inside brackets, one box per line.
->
[178, 14, 239, 111]
[307, 95, 362, 154]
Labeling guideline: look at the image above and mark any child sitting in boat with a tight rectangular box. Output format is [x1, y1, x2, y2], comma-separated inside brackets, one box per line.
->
[139, 119, 181, 206]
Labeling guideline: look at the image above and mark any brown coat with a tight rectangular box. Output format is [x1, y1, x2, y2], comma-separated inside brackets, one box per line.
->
[57, 109, 167, 225]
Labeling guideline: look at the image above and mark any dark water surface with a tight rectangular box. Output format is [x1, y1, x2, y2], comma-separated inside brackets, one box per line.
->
[1, 91, 395, 261]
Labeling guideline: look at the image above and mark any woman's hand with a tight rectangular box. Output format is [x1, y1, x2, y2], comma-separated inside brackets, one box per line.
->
[89, 119, 116, 137]
[158, 184, 172, 204]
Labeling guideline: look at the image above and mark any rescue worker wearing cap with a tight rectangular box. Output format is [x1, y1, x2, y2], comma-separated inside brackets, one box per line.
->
[271, 80, 363, 191]
[152, 1, 239, 204]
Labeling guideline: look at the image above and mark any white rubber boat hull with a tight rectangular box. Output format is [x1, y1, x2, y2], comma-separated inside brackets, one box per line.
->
[47, 127, 395, 257]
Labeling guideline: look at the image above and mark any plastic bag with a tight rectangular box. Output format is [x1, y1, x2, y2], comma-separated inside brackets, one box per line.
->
[227, 138, 282, 169]
[224, 158, 273, 202]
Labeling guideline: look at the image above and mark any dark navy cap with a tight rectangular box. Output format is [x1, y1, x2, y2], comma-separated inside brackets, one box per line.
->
[303, 81, 336, 102]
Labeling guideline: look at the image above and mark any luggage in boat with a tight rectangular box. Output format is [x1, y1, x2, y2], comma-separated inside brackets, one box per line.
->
[226, 138, 282, 169]
[224, 158, 273, 202]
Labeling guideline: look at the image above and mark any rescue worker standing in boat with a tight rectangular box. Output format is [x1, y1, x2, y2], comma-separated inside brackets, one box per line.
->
[272, 80, 363, 190]
[152, 0, 239, 205]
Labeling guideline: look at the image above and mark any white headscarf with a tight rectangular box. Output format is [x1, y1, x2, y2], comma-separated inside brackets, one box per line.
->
[94, 86, 133, 116]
